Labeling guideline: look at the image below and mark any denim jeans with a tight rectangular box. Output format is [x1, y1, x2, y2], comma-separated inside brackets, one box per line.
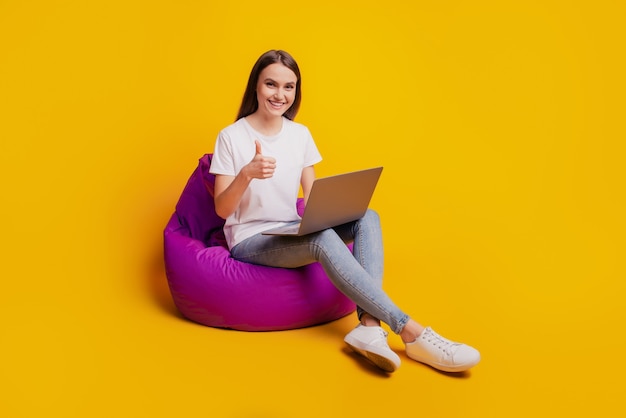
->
[230, 209, 410, 334]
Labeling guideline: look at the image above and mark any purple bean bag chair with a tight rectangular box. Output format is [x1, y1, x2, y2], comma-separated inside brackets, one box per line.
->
[163, 154, 356, 331]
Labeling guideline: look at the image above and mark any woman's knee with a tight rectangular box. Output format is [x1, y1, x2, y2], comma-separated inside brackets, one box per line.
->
[363, 208, 381, 225]
[365, 208, 379, 219]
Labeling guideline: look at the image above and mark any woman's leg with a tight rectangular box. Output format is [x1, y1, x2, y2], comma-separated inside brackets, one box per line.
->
[230, 210, 410, 334]
[231, 210, 481, 372]
[332, 210, 384, 324]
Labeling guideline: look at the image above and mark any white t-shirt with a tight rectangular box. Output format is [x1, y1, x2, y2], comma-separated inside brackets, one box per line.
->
[210, 117, 322, 249]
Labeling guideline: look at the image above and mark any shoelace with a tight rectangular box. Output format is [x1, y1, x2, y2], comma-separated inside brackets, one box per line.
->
[423, 329, 460, 356]
[378, 328, 389, 339]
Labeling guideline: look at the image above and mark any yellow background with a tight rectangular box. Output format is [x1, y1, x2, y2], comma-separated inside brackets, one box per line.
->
[1, 0, 625, 416]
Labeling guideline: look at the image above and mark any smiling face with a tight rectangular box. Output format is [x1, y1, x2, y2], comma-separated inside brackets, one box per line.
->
[254, 63, 298, 119]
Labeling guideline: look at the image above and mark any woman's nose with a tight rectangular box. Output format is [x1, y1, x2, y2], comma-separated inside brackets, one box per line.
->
[274, 90, 284, 99]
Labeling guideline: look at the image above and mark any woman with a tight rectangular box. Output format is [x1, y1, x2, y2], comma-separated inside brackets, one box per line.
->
[209, 50, 480, 373]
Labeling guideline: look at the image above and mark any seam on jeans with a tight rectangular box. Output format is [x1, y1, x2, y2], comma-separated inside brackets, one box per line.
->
[312, 240, 402, 332]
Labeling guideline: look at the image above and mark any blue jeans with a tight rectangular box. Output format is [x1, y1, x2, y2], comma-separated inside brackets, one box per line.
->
[230, 209, 410, 334]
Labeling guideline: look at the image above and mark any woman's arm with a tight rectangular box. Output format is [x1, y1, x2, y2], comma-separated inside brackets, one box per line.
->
[213, 173, 250, 219]
[301, 165, 316, 205]
[213, 140, 276, 219]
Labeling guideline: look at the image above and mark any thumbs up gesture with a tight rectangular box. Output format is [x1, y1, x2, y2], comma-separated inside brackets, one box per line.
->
[244, 140, 276, 180]
[254, 139, 263, 157]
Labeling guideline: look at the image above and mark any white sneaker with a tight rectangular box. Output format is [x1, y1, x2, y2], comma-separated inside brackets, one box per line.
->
[344, 324, 401, 372]
[405, 327, 480, 372]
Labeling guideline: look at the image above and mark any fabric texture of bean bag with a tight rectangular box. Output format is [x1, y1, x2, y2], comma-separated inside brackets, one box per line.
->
[163, 154, 356, 331]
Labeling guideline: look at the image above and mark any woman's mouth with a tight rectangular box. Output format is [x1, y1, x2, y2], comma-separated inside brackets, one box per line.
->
[269, 100, 285, 109]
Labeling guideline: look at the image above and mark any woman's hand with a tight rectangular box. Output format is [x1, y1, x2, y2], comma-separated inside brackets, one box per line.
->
[213, 140, 276, 219]
[243, 140, 276, 180]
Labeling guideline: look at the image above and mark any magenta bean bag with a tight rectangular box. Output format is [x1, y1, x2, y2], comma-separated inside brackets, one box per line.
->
[163, 154, 356, 331]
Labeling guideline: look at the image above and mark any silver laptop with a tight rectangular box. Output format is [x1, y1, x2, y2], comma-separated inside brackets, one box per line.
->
[262, 167, 383, 236]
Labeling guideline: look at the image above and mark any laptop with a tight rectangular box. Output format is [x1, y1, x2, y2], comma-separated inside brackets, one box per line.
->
[262, 167, 383, 236]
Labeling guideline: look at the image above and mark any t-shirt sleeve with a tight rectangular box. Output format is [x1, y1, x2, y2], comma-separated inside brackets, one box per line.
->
[303, 127, 323, 167]
[209, 130, 236, 176]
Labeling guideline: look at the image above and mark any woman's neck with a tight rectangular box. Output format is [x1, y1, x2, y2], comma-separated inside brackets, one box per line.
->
[245, 113, 283, 136]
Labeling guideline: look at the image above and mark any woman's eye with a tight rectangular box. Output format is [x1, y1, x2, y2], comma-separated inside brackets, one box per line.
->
[266, 82, 274, 87]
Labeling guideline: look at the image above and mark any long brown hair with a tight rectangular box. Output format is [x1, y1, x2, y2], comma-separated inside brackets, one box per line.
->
[236, 50, 302, 121]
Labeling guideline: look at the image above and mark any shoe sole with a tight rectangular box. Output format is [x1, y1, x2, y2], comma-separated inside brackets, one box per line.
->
[407, 354, 480, 373]
[345, 342, 399, 373]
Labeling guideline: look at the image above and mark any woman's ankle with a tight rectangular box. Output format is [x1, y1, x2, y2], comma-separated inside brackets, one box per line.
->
[360, 313, 381, 327]
[400, 320, 425, 343]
